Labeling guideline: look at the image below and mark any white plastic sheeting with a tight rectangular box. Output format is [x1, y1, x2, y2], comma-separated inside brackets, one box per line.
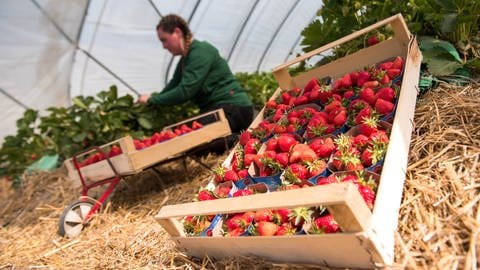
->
[0, 0, 323, 142]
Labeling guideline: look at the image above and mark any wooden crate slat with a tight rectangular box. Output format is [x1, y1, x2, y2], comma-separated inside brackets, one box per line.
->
[173, 234, 384, 269]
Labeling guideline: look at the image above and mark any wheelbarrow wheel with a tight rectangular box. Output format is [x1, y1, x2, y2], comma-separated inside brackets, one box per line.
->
[58, 198, 97, 238]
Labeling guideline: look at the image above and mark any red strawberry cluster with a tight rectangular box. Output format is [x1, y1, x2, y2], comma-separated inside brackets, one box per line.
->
[133, 120, 203, 150]
[222, 206, 340, 237]
[182, 56, 405, 237]
[78, 145, 122, 167]
[315, 171, 378, 209]
[78, 121, 204, 168]
[329, 120, 390, 173]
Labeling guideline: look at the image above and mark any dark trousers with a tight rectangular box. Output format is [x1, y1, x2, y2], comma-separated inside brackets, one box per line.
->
[201, 104, 254, 133]
[191, 104, 254, 155]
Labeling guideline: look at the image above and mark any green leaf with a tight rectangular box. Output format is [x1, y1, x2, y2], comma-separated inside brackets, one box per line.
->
[422, 49, 463, 76]
[419, 36, 462, 62]
[72, 132, 87, 143]
[72, 97, 89, 110]
[138, 117, 153, 129]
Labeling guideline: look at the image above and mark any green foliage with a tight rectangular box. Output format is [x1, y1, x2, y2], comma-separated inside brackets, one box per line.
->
[236, 72, 278, 111]
[0, 86, 198, 182]
[419, 36, 464, 76]
[300, 0, 479, 76]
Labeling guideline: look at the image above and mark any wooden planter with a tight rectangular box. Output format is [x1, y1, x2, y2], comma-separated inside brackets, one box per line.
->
[156, 13, 422, 268]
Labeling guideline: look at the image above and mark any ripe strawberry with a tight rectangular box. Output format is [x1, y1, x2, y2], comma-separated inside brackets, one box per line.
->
[316, 175, 338, 185]
[242, 211, 256, 224]
[356, 71, 371, 87]
[281, 92, 292, 105]
[360, 148, 373, 167]
[358, 116, 379, 137]
[340, 73, 352, 88]
[108, 145, 122, 157]
[180, 124, 192, 133]
[277, 134, 298, 152]
[239, 130, 252, 146]
[305, 116, 328, 139]
[308, 87, 320, 102]
[304, 78, 319, 92]
[379, 73, 390, 85]
[358, 184, 376, 209]
[318, 85, 333, 104]
[232, 188, 253, 197]
[367, 34, 379, 46]
[286, 163, 309, 181]
[331, 109, 347, 127]
[237, 169, 249, 179]
[273, 208, 292, 224]
[274, 152, 289, 168]
[392, 56, 404, 70]
[359, 87, 377, 106]
[254, 209, 274, 222]
[352, 134, 370, 150]
[197, 190, 215, 201]
[349, 71, 359, 85]
[244, 138, 261, 154]
[225, 214, 248, 231]
[243, 153, 256, 168]
[343, 90, 355, 99]
[308, 137, 335, 158]
[312, 214, 340, 233]
[305, 159, 327, 178]
[379, 61, 394, 70]
[344, 156, 364, 171]
[289, 144, 317, 163]
[324, 99, 343, 114]
[387, 68, 401, 79]
[223, 169, 240, 182]
[369, 130, 390, 144]
[362, 80, 380, 89]
[294, 95, 309, 106]
[225, 227, 245, 237]
[265, 99, 278, 109]
[275, 223, 296, 236]
[256, 221, 279, 236]
[354, 106, 374, 125]
[374, 98, 395, 116]
[212, 167, 226, 183]
[375, 87, 395, 102]
[191, 121, 203, 130]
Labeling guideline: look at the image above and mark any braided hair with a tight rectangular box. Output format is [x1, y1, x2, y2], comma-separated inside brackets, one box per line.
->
[156, 14, 193, 55]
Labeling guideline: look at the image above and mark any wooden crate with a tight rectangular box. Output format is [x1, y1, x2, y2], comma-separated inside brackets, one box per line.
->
[64, 109, 231, 184]
[156, 13, 422, 268]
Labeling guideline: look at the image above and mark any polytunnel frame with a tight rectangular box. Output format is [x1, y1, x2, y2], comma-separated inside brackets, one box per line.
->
[7, 0, 320, 110]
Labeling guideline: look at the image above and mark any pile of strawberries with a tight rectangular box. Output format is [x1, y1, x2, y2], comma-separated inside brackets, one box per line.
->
[77, 121, 203, 167]
[184, 56, 405, 237]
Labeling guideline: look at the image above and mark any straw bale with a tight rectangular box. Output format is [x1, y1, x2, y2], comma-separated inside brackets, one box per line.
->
[0, 82, 479, 269]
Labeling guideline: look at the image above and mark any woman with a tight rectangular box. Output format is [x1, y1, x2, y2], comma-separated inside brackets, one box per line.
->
[138, 14, 254, 133]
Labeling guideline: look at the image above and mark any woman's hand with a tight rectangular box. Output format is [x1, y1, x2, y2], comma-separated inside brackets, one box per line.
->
[137, 94, 151, 104]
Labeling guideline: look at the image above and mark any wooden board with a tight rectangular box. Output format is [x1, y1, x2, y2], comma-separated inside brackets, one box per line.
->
[64, 109, 231, 184]
[156, 13, 422, 268]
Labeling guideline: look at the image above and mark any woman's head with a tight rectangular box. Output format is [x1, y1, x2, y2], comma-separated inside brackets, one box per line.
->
[156, 14, 192, 56]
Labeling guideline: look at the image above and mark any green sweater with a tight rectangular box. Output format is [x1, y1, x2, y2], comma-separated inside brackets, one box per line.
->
[148, 40, 252, 110]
